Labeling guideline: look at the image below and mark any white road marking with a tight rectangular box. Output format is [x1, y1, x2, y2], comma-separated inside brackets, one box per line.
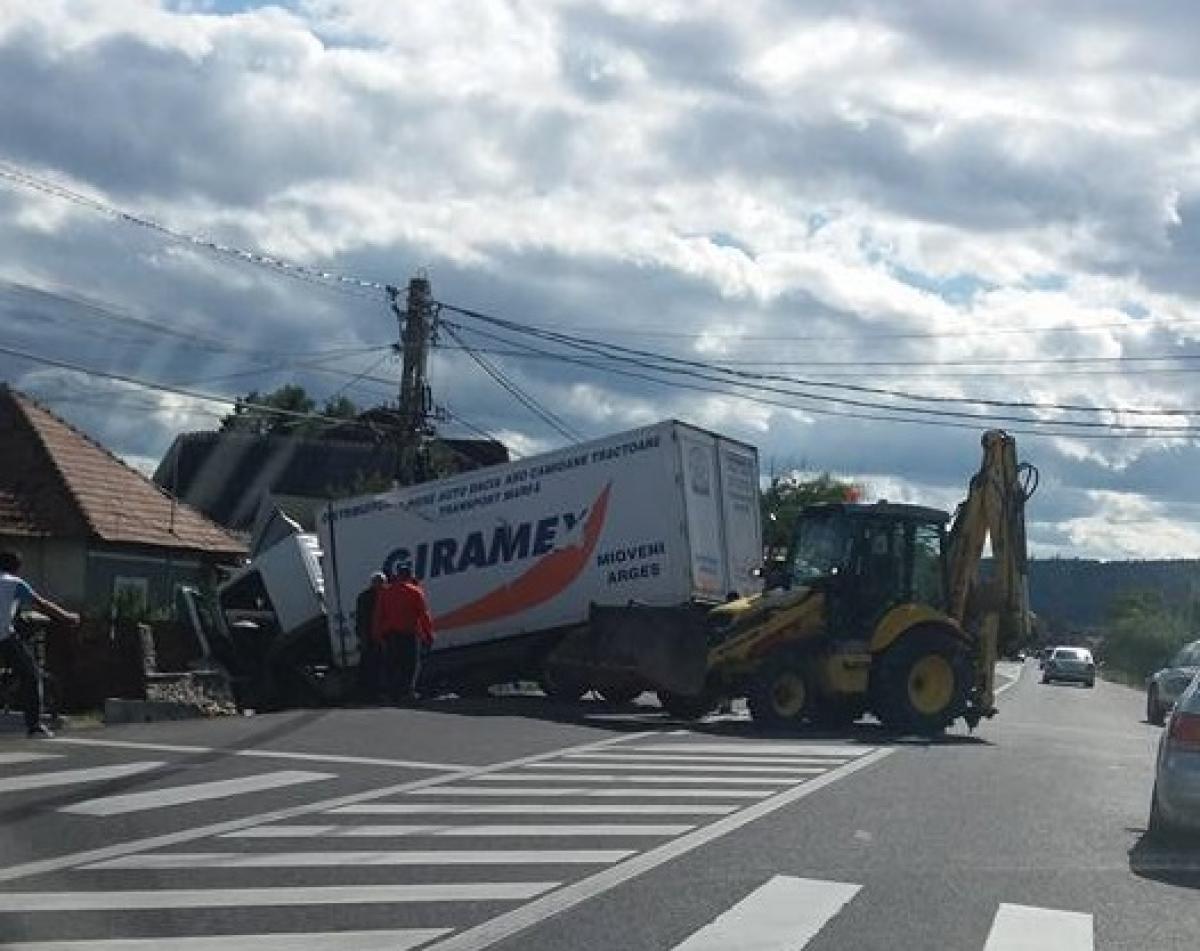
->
[0, 730, 656, 884]
[84, 849, 634, 869]
[670, 875, 861, 950]
[529, 761, 826, 775]
[422, 748, 894, 951]
[565, 752, 846, 767]
[60, 770, 334, 816]
[331, 803, 738, 816]
[413, 786, 776, 798]
[50, 736, 464, 773]
[222, 823, 694, 838]
[635, 743, 867, 757]
[983, 903, 1093, 951]
[0, 752, 62, 766]
[0, 762, 164, 795]
[0, 882, 557, 911]
[475, 773, 803, 785]
[0, 930, 451, 951]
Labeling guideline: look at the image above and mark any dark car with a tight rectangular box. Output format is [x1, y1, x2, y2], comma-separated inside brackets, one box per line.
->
[1146, 639, 1200, 726]
[1041, 646, 1095, 687]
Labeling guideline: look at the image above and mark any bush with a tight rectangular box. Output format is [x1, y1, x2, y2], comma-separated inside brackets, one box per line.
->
[1101, 590, 1197, 681]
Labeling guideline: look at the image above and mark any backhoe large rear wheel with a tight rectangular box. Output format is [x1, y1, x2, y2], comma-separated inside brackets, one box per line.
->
[872, 627, 970, 736]
[747, 651, 814, 729]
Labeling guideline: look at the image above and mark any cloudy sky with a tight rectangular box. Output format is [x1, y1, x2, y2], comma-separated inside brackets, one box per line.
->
[3, 0, 1200, 559]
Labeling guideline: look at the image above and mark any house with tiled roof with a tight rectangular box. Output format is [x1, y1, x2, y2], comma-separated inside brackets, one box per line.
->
[0, 385, 244, 614]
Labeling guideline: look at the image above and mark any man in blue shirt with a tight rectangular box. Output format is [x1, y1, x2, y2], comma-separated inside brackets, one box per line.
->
[1, 550, 79, 738]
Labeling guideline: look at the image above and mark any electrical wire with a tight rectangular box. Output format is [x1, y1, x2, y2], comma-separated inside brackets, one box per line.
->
[438, 305, 1200, 423]
[441, 324, 583, 442]
[431, 321, 1200, 440]
[0, 160, 387, 299]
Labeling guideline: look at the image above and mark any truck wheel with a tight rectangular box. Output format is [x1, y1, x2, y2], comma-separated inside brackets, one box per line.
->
[657, 690, 714, 720]
[1147, 687, 1165, 726]
[456, 680, 493, 699]
[539, 667, 588, 702]
[597, 680, 643, 705]
[872, 627, 970, 736]
[747, 652, 813, 729]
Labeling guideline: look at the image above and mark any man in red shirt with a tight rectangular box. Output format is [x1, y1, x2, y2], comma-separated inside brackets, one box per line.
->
[370, 568, 434, 703]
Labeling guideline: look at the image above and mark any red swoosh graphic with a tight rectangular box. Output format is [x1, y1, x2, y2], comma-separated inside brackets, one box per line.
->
[434, 482, 612, 631]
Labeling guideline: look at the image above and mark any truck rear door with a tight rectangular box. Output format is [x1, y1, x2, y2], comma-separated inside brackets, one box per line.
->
[677, 427, 729, 600]
[717, 439, 762, 598]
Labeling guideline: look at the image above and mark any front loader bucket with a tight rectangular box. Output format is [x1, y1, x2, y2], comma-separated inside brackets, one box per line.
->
[548, 604, 711, 697]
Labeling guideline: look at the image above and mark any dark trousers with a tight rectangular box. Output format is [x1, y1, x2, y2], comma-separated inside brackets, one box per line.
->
[1, 636, 42, 731]
[376, 632, 421, 701]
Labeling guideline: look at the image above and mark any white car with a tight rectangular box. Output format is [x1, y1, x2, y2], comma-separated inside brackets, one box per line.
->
[1041, 646, 1095, 688]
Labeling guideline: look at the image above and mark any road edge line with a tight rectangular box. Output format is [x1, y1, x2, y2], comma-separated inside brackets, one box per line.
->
[421, 745, 896, 951]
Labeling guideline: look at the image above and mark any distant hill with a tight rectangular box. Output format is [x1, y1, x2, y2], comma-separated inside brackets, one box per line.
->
[1026, 558, 1200, 631]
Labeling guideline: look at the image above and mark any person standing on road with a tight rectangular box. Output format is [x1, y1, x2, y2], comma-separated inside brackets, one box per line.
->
[0, 550, 79, 738]
[355, 571, 388, 701]
[371, 568, 434, 704]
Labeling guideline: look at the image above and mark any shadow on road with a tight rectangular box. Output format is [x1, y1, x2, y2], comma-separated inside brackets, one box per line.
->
[1129, 826, 1200, 888]
[408, 692, 994, 748]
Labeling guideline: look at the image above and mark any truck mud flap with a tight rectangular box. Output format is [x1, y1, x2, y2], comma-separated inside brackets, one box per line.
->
[548, 604, 709, 697]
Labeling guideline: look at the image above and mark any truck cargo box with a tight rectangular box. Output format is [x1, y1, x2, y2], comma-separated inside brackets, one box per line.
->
[318, 420, 762, 668]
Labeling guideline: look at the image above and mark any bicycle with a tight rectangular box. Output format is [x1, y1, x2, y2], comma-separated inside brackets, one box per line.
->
[0, 616, 63, 728]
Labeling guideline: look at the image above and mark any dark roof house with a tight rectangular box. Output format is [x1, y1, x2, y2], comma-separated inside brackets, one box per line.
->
[0, 385, 244, 613]
[155, 429, 508, 532]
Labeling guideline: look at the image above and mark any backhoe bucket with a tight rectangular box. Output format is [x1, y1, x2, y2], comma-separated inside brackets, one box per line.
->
[549, 604, 710, 697]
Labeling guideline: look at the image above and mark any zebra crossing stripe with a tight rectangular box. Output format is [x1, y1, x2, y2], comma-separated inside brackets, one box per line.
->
[474, 773, 804, 785]
[0, 762, 165, 795]
[0, 882, 557, 911]
[983, 903, 1093, 951]
[635, 743, 867, 757]
[330, 803, 738, 815]
[0, 929, 452, 951]
[0, 752, 62, 766]
[412, 786, 775, 798]
[557, 756, 837, 771]
[60, 771, 334, 816]
[670, 875, 860, 950]
[83, 849, 634, 869]
[222, 823, 694, 838]
[565, 752, 844, 766]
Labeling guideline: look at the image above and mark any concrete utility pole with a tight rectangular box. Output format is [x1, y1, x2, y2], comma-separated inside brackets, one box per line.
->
[387, 274, 437, 483]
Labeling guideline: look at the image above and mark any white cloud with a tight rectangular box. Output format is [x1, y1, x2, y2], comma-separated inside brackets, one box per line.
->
[3, 1, 1200, 556]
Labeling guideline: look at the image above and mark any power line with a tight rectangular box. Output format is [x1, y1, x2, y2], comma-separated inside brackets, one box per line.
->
[0, 343, 410, 433]
[0, 160, 387, 299]
[433, 318, 1200, 440]
[545, 315, 1200, 343]
[438, 305, 1199, 422]
[441, 324, 583, 442]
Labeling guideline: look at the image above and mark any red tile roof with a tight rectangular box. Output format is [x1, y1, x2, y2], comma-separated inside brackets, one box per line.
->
[0, 387, 244, 556]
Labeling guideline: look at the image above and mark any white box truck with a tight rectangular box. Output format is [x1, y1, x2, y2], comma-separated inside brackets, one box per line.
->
[320, 419, 762, 699]
[189, 420, 761, 706]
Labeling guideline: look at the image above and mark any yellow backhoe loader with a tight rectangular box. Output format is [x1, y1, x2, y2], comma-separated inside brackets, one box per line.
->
[587, 430, 1037, 734]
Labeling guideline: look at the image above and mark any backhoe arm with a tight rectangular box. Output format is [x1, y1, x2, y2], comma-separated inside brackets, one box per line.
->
[946, 430, 1037, 717]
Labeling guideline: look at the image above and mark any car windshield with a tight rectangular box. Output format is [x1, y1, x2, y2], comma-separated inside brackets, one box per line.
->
[1054, 649, 1089, 661]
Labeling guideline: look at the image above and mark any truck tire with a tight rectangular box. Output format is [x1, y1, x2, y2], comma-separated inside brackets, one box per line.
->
[456, 680, 493, 699]
[1147, 687, 1165, 726]
[596, 680, 643, 705]
[539, 667, 588, 702]
[747, 651, 814, 729]
[872, 627, 970, 736]
[657, 690, 714, 720]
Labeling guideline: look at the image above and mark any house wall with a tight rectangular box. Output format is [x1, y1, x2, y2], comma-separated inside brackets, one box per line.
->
[0, 534, 87, 606]
[84, 546, 218, 616]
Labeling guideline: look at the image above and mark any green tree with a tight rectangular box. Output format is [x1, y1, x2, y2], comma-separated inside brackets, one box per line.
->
[220, 385, 358, 436]
[761, 473, 862, 555]
[1101, 588, 1197, 680]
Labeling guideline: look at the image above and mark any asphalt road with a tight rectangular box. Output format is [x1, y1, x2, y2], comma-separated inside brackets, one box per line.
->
[0, 662, 1194, 950]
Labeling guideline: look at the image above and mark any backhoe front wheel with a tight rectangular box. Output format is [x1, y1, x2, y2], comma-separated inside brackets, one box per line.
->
[748, 651, 814, 729]
[872, 627, 971, 736]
